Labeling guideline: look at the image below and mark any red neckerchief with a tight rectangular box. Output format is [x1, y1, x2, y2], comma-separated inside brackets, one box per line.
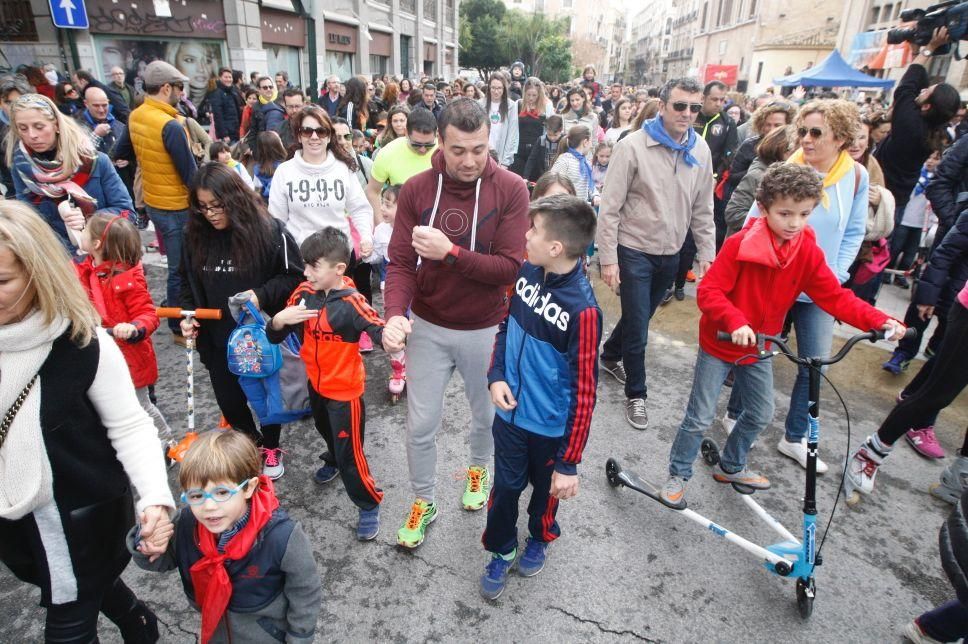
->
[737, 217, 805, 269]
[190, 476, 280, 644]
[519, 108, 540, 119]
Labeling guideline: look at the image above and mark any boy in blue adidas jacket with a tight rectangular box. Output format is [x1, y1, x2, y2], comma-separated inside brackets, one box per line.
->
[480, 194, 602, 600]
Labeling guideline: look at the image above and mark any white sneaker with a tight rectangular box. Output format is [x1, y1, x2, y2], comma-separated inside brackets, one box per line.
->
[722, 413, 737, 436]
[777, 437, 828, 474]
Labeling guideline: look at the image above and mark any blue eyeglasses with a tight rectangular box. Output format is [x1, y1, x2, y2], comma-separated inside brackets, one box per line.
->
[180, 480, 251, 506]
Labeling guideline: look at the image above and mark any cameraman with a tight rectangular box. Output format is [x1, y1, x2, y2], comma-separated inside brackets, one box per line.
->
[874, 26, 960, 217]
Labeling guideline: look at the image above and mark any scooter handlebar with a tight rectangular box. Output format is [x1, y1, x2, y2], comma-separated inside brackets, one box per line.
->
[156, 307, 222, 320]
[716, 327, 916, 365]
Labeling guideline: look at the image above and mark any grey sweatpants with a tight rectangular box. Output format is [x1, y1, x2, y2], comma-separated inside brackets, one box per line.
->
[406, 314, 497, 502]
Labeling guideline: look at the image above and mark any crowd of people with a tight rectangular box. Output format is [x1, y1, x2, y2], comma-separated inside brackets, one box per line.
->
[1, 23, 968, 642]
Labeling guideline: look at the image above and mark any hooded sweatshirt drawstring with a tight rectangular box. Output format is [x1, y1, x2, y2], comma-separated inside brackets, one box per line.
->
[426, 173, 482, 253]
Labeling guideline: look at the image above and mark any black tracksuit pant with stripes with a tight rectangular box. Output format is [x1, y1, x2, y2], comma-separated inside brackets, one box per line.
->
[310, 389, 383, 510]
[482, 415, 562, 557]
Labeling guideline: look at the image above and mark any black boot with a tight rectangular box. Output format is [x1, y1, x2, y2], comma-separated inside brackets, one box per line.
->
[115, 601, 159, 644]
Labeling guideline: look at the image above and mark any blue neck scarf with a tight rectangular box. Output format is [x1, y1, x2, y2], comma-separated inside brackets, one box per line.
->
[82, 105, 115, 127]
[913, 167, 933, 196]
[568, 147, 594, 192]
[643, 116, 700, 168]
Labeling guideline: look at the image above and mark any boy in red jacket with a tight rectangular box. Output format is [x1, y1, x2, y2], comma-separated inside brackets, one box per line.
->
[660, 164, 906, 507]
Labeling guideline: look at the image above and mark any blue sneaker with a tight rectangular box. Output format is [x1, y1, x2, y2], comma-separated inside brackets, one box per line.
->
[882, 352, 910, 375]
[480, 553, 515, 600]
[517, 538, 548, 577]
[314, 464, 339, 485]
[357, 506, 380, 541]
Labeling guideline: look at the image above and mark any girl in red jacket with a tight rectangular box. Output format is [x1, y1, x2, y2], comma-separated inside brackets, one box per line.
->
[75, 214, 173, 449]
[660, 164, 905, 508]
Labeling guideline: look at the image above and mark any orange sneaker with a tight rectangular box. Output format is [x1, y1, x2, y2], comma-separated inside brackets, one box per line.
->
[217, 415, 231, 429]
[685, 270, 697, 282]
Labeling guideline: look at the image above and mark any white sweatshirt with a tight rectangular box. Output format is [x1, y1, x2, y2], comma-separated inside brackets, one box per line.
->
[268, 150, 374, 246]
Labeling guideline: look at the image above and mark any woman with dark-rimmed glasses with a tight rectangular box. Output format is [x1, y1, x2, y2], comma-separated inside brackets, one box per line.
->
[181, 163, 304, 480]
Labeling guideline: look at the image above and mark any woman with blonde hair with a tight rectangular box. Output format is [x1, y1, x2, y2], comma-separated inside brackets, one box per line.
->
[509, 77, 552, 177]
[736, 99, 869, 473]
[0, 200, 175, 642]
[5, 94, 132, 253]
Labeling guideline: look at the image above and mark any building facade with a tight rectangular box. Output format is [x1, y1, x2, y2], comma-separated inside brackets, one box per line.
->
[0, 0, 459, 94]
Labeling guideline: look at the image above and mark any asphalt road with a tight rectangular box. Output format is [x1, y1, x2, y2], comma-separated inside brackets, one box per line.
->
[2, 260, 966, 643]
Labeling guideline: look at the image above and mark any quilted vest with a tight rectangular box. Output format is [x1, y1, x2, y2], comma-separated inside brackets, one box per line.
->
[129, 97, 190, 210]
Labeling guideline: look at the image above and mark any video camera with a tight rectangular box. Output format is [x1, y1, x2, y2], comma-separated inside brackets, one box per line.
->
[886, 0, 968, 57]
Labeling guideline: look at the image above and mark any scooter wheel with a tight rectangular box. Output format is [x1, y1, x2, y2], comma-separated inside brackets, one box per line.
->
[845, 491, 862, 507]
[701, 439, 720, 466]
[606, 458, 622, 488]
[796, 577, 815, 619]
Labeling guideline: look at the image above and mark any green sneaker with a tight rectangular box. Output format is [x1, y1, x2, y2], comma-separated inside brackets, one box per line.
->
[462, 466, 490, 510]
[397, 499, 438, 549]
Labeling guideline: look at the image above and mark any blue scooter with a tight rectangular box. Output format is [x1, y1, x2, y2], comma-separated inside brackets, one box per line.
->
[606, 328, 912, 618]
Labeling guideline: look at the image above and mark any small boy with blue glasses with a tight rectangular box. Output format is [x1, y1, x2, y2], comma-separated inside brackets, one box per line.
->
[128, 430, 321, 643]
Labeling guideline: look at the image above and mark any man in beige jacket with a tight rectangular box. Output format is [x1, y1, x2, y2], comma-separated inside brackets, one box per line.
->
[596, 77, 716, 430]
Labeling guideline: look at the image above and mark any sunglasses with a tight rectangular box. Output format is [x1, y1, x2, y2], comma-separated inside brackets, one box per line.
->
[299, 126, 330, 139]
[797, 126, 826, 139]
[339, 132, 353, 141]
[670, 101, 702, 113]
[171, 82, 184, 91]
[259, 84, 274, 90]
[408, 138, 436, 149]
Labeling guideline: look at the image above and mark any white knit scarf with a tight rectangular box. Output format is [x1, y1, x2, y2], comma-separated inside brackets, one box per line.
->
[0, 309, 69, 520]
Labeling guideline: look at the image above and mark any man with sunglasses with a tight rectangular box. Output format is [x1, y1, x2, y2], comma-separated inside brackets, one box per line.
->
[245, 76, 287, 153]
[597, 77, 715, 431]
[127, 61, 199, 342]
[365, 107, 438, 214]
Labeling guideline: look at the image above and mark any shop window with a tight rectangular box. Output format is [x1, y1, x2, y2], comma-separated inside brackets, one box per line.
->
[0, 0, 39, 42]
[370, 55, 389, 75]
[326, 52, 354, 79]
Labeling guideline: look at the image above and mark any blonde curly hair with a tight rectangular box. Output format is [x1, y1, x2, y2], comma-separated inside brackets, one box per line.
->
[796, 99, 860, 150]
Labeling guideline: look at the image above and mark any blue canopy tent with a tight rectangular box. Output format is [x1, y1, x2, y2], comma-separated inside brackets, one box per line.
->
[773, 50, 896, 88]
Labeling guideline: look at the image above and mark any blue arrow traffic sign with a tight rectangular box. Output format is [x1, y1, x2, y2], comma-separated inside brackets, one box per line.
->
[49, 0, 89, 29]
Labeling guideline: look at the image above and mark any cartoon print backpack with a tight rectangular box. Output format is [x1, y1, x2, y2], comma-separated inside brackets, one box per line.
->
[227, 297, 310, 425]
[228, 301, 283, 377]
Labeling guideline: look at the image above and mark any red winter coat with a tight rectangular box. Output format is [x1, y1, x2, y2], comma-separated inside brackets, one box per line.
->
[76, 259, 160, 388]
[698, 218, 891, 365]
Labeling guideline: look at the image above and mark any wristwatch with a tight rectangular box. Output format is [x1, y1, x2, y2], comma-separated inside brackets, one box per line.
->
[443, 243, 459, 266]
[920, 47, 933, 57]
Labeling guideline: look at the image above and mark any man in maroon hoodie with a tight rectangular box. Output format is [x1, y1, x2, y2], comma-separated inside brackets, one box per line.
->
[383, 98, 530, 549]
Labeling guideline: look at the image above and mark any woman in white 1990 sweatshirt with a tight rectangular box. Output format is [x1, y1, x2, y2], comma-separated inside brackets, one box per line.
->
[268, 104, 374, 257]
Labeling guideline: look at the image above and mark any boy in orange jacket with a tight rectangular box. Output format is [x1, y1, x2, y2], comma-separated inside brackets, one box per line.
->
[267, 227, 385, 540]
[660, 163, 906, 507]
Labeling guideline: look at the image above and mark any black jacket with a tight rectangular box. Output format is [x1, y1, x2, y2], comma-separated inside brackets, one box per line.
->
[208, 84, 243, 141]
[246, 102, 287, 151]
[181, 217, 304, 364]
[695, 109, 739, 177]
[0, 332, 135, 606]
[927, 133, 968, 238]
[524, 134, 559, 183]
[940, 490, 968, 605]
[914, 209, 968, 309]
[874, 64, 935, 210]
